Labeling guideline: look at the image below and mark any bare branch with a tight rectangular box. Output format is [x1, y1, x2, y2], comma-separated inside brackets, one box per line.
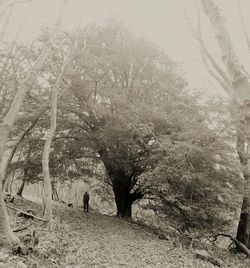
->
[195, 1, 233, 88]
[6, 204, 48, 222]
[184, 8, 231, 91]
[200, 48, 234, 96]
[13, 223, 32, 232]
[237, 0, 250, 56]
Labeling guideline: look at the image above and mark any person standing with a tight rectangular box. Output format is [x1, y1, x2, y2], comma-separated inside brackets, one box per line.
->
[83, 191, 90, 212]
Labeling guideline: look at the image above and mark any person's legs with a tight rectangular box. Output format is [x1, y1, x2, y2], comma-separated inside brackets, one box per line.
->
[84, 202, 87, 212]
[86, 202, 89, 212]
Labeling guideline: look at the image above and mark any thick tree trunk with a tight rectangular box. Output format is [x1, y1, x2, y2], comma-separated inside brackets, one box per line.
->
[113, 184, 132, 218]
[0, 148, 12, 189]
[98, 148, 144, 218]
[112, 179, 144, 218]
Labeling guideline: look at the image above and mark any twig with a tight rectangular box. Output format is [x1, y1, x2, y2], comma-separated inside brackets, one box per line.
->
[6, 204, 48, 222]
[13, 223, 32, 232]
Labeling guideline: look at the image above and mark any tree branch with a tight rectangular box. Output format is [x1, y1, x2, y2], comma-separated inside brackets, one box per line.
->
[237, 0, 250, 57]
[6, 204, 48, 222]
[194, 1, 233, 89]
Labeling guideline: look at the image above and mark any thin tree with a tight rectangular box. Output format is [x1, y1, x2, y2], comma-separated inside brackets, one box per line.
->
[189, 0, 250, 248]
[0, 0, 67, 248]
[41, 40, 80, 225]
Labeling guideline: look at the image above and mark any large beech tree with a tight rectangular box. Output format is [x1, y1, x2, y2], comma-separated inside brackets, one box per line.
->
[57, 23, 237, 221]
[56, 22, 187, 218]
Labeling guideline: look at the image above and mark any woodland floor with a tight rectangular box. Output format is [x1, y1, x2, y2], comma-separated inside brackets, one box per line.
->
[0, 196, 249, 268]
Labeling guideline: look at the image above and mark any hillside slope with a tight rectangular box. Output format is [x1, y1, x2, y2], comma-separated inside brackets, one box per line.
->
[0, 197, 249, 268]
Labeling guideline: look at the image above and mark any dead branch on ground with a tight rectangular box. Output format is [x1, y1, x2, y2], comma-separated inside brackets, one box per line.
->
[6, 204, 48, 222]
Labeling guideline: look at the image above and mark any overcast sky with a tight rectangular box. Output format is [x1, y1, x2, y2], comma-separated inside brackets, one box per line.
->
[2, 0, 250, 97]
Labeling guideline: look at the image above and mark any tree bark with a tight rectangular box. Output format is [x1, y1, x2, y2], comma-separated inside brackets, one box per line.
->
[16, 142, 31, 197]
[42, 45, 74, 224]
[41, 91, 57, 224]
[113, 183, 132, 218]
[112, 179, 144, 218]
[0, 185, 18, 247]
[200, 0, 250, 248]
[98, 147, 144, 218]
[16, 177, 25, 197]
[51, 180, 59, 201]
[236, 196, 250, 248]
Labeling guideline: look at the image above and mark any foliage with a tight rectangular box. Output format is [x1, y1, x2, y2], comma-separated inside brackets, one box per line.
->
[3, 21, 241, 229]
[141, 99, 240, 232]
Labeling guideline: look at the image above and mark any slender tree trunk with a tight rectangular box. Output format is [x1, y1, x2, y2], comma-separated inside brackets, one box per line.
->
[16, 177, 26, 197]
[42, 93, 57, 224]
[51, 180, 59, 201]
[13, 141, 31, 198]
[42, 45, 73, 224]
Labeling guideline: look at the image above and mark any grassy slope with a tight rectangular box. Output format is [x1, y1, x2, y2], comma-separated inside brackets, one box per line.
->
[0, 197, 249, 268]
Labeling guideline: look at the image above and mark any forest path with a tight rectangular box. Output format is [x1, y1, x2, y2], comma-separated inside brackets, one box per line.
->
[55, 208, 187, 267]
[2, 197, 249, 267]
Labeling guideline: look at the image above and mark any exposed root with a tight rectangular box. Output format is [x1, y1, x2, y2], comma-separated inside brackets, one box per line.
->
[210, 233, 250, 257]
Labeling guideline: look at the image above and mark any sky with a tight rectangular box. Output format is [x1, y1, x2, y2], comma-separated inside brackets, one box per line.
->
[2, 0, 250, 97]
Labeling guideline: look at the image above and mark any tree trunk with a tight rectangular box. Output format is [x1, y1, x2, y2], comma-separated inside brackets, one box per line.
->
[235, 125, 250, 248]
[236, 197, 250, 248]
[42, 96, 57, 224]
[112, 179, 144, 218]
[42, 46, 74, 224]
[0, 186, 18, 247]
[0, 148, 13, 189]
[98, 147, 144, 218]
[16, 178, 25, 197]
[200, 0, 250, 248]
[51, 180, 59, 201]
[16, 144, 31, 197]
[113, 183, 132, 218]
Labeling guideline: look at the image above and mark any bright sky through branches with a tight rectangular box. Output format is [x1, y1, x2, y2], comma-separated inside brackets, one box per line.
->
[3, 0, 250, 96]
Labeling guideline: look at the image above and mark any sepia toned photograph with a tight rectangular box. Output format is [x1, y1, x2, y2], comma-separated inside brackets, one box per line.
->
[0, 0, 250, 267]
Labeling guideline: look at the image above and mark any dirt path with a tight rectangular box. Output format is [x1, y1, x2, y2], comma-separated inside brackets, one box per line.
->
[2, 197, 250, 267]
[56, 208, 193, 267]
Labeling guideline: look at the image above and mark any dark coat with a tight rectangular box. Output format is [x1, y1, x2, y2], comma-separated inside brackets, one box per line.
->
[83, 192, 89, 203]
